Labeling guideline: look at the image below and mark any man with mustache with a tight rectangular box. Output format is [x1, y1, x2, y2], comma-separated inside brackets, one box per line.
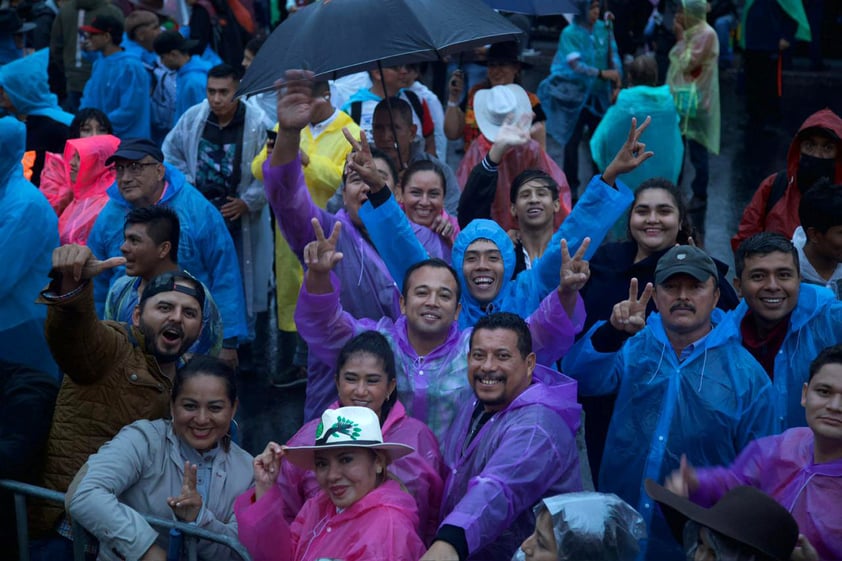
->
[561, 245, 776, 560]
[28, 245, 204, 556]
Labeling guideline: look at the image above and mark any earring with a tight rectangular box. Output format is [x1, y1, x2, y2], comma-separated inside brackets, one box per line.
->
[376, 466, 383, 474]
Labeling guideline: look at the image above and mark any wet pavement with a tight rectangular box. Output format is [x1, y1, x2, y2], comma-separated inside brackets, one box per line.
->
[235, 47, 842, 457]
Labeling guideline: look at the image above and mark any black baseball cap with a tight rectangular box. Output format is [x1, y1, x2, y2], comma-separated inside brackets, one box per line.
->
[153, 29, 199, 55]
[654, 245, 718, 285]
[79, 14, 123, 38]
[139, 270, 205, 313]
[106, 138, 164, 164]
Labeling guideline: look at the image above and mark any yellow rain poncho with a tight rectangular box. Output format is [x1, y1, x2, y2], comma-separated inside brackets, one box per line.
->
[667, 0, 721, 154]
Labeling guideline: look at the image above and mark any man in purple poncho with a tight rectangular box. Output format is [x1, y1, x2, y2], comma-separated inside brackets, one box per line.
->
[264, 69, 450, 419]
[421, 313, 583, 561]
[665, 344, 842, 560]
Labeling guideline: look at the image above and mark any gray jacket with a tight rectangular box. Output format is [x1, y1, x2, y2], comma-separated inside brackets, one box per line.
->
[69, 419, 253, 561]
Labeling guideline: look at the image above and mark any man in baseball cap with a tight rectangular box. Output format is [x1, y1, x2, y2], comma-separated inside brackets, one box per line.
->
[79, 13, 151, 139]
[561, 243, 776, 558]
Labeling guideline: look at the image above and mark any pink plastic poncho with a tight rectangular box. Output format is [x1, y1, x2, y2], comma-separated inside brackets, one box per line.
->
[455, 135, 571, 232]
[272, 400, 445, 545]
[691, 427, 842, 560]
[235, 478, 426, 561]
[40, 151, 71, 216]
[52, 135, 120, 245]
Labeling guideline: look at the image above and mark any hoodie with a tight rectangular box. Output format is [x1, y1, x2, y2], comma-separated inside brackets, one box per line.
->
[438, 366, 582, 560]
[57, 134, 120, 244]
[0, 116, 59, 376]
[733, 109, 842, 251]
[0, 49, 73, 186]
[174, 56, 212, 123]
[80, 50, 151, 139]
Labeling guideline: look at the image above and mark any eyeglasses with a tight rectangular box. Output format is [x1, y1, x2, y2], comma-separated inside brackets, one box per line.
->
[114, 162, 159, 176]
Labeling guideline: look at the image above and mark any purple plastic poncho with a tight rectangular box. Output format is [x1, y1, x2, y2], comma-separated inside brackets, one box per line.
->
[439, 366, 583, 560]
[273, 399, 444, 545]
[263, 156, 451, 419]
[691, 427, 842, 560]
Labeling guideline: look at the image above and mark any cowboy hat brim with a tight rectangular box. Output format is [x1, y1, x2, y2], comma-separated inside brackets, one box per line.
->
[282, 442, 414, 470]
[473, 83, 532, 142]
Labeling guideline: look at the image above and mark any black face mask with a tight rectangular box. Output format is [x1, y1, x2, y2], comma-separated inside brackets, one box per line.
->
[797, 153, 836, 192]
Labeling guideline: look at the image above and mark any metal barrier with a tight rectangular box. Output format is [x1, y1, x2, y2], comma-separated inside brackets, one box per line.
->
[0, 479, 252, 561]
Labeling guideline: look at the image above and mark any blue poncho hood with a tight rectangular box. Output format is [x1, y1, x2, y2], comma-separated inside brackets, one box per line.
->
[0, 49, 73, 125]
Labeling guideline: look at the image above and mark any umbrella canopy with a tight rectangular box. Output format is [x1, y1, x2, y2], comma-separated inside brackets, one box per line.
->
[238, 0, 524, 96]
[482, 0, 578, 15]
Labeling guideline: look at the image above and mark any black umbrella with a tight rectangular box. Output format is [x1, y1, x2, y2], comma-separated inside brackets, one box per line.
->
[481, 0, 578, 15]
[237, 0, 524, 97]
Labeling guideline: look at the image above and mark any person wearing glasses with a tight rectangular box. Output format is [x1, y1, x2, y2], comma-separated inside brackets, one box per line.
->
[87, 138, 247, 370]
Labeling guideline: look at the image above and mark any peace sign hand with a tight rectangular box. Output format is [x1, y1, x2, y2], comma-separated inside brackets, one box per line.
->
[609, 277, 653, 335]
[602, 117, 655, 186]
[303, 218, 344, 275]
[342, 128, 386, 192]
[168, 461, 203, 523]
[559, 237, 591, 295]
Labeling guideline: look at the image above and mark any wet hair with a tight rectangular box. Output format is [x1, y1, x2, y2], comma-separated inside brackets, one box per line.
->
[208, 63, 239, 81]
[470, 312, 532, 358]
[69, 108, 113, 139]
[400, 159, 447, 196]
[173, 355, 238, 405]
[626, 178, 695, 244]
[244, 35, 265, 55]
[373, 97, 413, 128]
[798, 179, 842, 234]
[734, 232, 800, 279]
[124, 206, 180, 264]
[808, 344, 842, 382]
[509, 169, 559, 203]
[628, 54, 658, 87]
[336, 331, 398, 422]
[402, 258, 461, 301]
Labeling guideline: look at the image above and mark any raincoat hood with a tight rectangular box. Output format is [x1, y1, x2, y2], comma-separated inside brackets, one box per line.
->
[681, 0, 708, 28]
[786, 108, 842, 185]
[0, 49, 74, 125]
[0, 116, 25, 187]
[179, 56, 212, 78]
[451, 219, 516, 327]
[64, 134, 120, 198]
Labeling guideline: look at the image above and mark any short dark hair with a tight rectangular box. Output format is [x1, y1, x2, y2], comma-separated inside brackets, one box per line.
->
[627, 178, 695, 244]
[336, 331, 397, 421]
[402, 258, 461, 301]
[401, 159, 447, 196]
[470, 312, 532, 358]
[373, 97, 413, 128]
[244, 35, 266, 55]
[734, 233, 800, 279]
[628, 54, 658, 86]
[509, 169, 559, 203]
[208, 63, 239, 81]
[312, 80, 330, 97]
[370, 147, 399, 186]
[809, 344, 842, 382]
[124, 206, 180, 264]
[798, 179, 842, 234]
[70, 108, 113, 139]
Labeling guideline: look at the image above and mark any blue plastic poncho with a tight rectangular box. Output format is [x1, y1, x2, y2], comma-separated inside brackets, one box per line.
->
[0, 49, 74, 125]
[0, 116, 59, 376]
[562, 311, 777, 560]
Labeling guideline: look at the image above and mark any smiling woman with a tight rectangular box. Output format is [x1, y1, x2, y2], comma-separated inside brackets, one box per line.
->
[67, 356, 254, 561]
[235, 331, 445, 548]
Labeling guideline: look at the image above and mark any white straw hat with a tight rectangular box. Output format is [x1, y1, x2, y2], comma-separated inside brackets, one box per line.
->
[473, 83, 532, 143]
[283, 406, 414, 470]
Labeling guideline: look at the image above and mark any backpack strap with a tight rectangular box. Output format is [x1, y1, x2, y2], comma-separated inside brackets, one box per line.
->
[350, 100, 362, 125]
[765, 171, 789, 215]
[402, 89, 424, 125]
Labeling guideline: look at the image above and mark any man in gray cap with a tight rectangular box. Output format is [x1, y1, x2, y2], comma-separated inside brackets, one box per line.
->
[562, 245, 777, 560]
[86, 138, 247, 369]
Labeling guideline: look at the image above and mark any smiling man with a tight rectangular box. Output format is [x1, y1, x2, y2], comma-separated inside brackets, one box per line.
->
[103, 206, 222, 357]
[421, 312, 582, 561]
[665, 343, 842, 560]
[562, 245, 776, 560]
[726, 232, 842, 430]
[29, 244, 204, 551]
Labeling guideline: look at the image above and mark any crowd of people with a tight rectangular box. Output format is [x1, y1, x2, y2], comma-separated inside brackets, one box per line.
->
[1, 0, 841, 560]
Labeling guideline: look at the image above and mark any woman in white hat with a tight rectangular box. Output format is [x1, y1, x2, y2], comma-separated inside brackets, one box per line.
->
[234, 402, 427, 561]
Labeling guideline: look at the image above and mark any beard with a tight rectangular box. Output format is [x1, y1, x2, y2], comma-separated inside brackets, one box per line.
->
[138, 317, 192, 364]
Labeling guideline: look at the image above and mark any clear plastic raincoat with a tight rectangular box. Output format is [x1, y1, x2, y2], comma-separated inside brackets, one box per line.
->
[666, 0, 721, 154]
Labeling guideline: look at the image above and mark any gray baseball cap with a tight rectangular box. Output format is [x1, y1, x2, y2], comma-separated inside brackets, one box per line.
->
[655, 245, 718, 285]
